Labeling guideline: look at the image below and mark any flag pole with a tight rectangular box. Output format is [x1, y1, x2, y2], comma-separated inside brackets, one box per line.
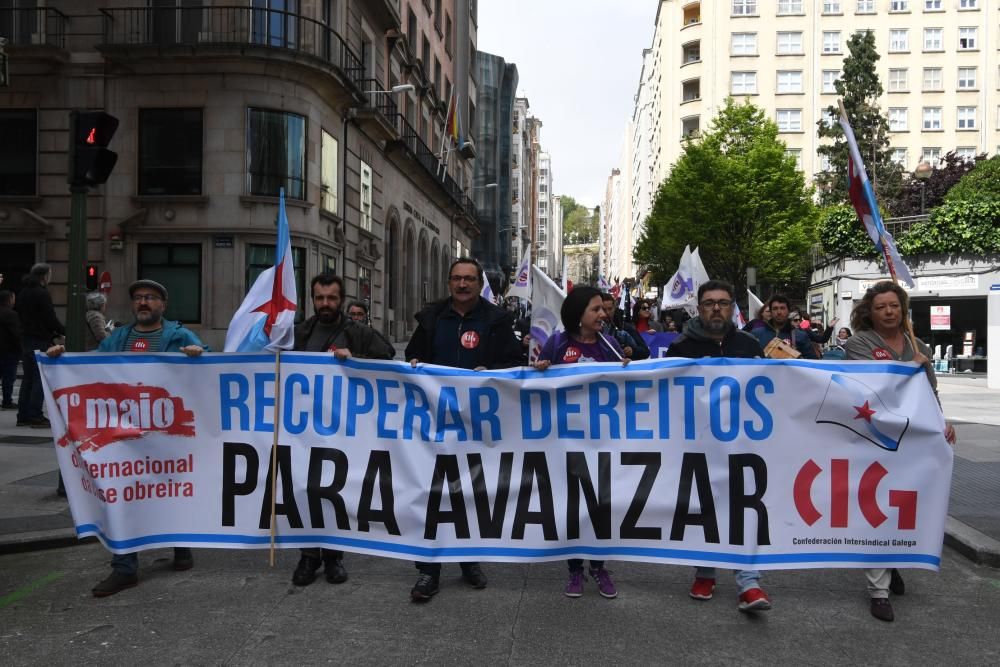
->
[268, 349, 282, 566]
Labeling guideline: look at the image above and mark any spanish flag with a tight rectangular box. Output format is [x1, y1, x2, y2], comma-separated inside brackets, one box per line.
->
[445, 89, 461, 146]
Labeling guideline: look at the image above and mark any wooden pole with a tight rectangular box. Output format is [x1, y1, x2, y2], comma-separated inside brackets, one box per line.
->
[268, 350, 282, 567]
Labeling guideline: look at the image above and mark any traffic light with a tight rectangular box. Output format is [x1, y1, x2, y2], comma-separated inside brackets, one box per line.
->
[85, 265, 99, 291]
[68, 111, 119, 187]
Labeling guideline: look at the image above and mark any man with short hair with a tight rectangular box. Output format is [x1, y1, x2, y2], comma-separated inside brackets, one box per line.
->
[750, 294, 817, 359]
[290, 274, 395, 587]
[48, 279, 206, 597]
[404, 257, 522, 602]
[347, 301, 368, 324]
[666, 280, 772, 613]
[16, 263, 65, 427]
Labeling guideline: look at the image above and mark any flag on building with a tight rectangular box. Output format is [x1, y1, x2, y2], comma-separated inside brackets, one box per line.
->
[224, 190, 297, 352]
[529, 265, 566, 362]
[506, 245, 532, 300]
[815, 374, 910, 451]
[839, 104, 915, 287]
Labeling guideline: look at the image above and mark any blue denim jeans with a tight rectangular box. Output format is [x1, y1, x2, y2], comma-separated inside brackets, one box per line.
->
[111, 548, 192, 576]
[695, 567, 761, 593]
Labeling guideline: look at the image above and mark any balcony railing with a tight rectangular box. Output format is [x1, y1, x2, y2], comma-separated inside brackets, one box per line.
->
[0, 7, 68, 48]
[99, 6, 363, 82]
[394, 114, 476, 220]
[355, 78, 401, 123]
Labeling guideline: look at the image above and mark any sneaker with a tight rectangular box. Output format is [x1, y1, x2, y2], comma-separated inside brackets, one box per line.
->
[410, 573, 440, 601]
[689, 577, 716, 600]
[291, 555, 322, 586]
[870, 597, 894, 622]
[461, 563, 487, 589]
[738, 587, 772, 612]
[889, 568, 905, 596]
[92, 571, 138, 597]
[173, 548, 194, 571]
[589, 567, 618, 599]
[565, 570, 586, 598]
[324, 558, 348, 584]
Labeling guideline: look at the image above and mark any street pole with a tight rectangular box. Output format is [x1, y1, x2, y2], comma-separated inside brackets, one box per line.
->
[66, 186, 88, 352]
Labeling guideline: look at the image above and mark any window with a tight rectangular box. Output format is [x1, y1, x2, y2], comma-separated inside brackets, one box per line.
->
[539, 201, 547, 213]
[923, 28, 943, 51]
[731, 32, 757, 56]
[776, 109, 802, 132]
[138, 108, 202, 196]
[732, 0, 757, 16]
[320, 130, 338, 214]
[890, 0, 908, 10]
[822, 31, 841, 54]
[785, 148, 803, 170]
[247, 108, 306, 199]
[823, 1, 842, 13]
[777, 70, 803, 93]
[922, 107, 942, 130]
[924, 0, 941, 8]
[888, 68, 908, 92]
[955, 147, 977, 161]
[889, 29, 908, 52]
[407, 9, 418, 53]
[923, 67, 943, 90]
[891, 148, 908, 166]
[682, 41, 701, 64]
[856, 0, 874, 12]
[0, 109, 37, 196]
[444, 14, 453, 55]
[822, 70, 842, 93]
[358, 265, 372, 307]
[957, 106, 977, 129]
[433, 57, 441, 98]
[889, 108, 908, 131]
[433, 0, 442, 33]
[682, 78, 701, 101]
[777, 31, 803, 54]
[139, 244, 201, 324]
[819, 154, 833, 172]
[958, 67, 977, 90]
[921, 147, 941, 163]
[422, 34, 430, 67]
[820, 108, 838, 128]
[250, 0, 299, 48]
[959, 0, 978, 8]
[247, 244, 305, 323]
[359, 160, 372, 232]
[681, 116, 700, 137]
[731, 71, 758, 94]
[959, 27, 977, 50]
[778, 0, 802, 13]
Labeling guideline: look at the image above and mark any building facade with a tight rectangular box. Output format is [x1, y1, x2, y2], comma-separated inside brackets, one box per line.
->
[0, 0, 480, 348]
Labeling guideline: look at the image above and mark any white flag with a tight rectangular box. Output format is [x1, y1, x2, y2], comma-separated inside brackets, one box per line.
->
[747, 289, 765, 320]
[528, 265, 566, 362]
[506, 245, 532, 300]
[660, 245, 697, 314]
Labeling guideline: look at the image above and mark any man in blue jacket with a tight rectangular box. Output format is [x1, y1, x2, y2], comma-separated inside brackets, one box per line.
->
[47, 279, 205, 597]
[750, 294, 817, 359]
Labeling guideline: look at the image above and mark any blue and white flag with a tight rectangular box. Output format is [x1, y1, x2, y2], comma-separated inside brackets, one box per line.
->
[223, 190, 298, 352]
[506, 245, 532, 301]
[815, 374, 910, 451]
[529, 265, 566, 362]
[660, 245, 695, 314]
[480, 271, 495, 303]
[597, 275, 612, 292]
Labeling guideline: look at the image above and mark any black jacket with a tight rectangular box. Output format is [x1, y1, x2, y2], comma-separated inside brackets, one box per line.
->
[294, 315, 395, 359]
[0, 307, 22, 355]
[15, 280, 64, 342]
[405, 296, 522, 370]
[666, 317, 765, 359]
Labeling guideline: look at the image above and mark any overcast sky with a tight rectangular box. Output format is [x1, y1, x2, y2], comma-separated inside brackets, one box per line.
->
[477, 0, 659, 209]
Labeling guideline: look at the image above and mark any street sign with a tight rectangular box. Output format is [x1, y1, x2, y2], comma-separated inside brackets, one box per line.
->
[930, 305, 950, 331]
[99, 271, 112, 294]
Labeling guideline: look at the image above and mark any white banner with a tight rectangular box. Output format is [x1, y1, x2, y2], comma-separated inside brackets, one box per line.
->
[39, 353, 953, 571]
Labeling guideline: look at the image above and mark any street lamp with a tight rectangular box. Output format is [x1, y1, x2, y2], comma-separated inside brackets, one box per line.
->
[471, 183, 497, 190]
[371, 83, 415, 94]
[914, 161, 933, 214]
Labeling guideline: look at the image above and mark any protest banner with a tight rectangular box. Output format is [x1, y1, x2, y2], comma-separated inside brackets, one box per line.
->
[640, 332, 680, 358]
[39, 353, 952, 571]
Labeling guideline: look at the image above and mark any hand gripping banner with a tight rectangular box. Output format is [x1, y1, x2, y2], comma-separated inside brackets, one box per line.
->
[39, 353, 953, 571]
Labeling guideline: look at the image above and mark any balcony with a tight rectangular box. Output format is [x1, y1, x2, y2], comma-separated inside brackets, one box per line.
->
[681, 116, 701, 139]
[682, 3, 701, 28]
[681, 41, 701, 66]
[0, 7, 69, 62]
[682, 78, 701, 103]
[352, 78, 403, 141]
[366, 0, 401, 31]
[98, 6, 364, 97]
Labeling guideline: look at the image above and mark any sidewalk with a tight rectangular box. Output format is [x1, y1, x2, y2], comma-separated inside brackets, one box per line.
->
[1, 376, 999, 566]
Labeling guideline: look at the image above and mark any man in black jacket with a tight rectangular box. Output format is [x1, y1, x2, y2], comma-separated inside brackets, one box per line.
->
[666, 280, 773, 614]
[290, 274, 395, 587]
[404, 258, 522, 602]
[16, 264, 65, 427]
[0, 290, 22, 410]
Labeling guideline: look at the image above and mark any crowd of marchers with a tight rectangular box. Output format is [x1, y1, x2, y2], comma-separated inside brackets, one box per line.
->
[0, 259, 954, 623]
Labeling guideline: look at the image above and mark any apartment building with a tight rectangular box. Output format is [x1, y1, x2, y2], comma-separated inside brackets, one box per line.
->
[0, 0, 480, 347]
[536, 152, 553, 274]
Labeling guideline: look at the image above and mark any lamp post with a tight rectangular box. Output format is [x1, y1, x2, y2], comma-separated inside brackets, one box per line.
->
[914, 160, 933, 215]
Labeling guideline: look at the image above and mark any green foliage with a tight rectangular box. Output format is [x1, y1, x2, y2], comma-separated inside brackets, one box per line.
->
[816, 32, 901, 209]
[818, 205, 878, 259]
[634, 98, 817, 295]
[562, 196, 598, 244]
[890, 152, 985, 216]
[898, 199, 1000, 254]
[944, 155, 1000, 204]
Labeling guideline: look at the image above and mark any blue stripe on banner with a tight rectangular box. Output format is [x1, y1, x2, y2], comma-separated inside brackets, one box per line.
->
[74, 525, 940, 567]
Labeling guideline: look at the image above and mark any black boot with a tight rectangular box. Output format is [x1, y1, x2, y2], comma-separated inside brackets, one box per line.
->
[324, 556, 348, 584]
[292, 554, 322, 586]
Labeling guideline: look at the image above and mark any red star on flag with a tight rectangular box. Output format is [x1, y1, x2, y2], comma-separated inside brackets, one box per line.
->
[252, 260, 296, 337]
[853, 400, 876, 423]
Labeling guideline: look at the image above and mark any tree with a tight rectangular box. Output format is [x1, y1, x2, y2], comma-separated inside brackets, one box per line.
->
[816, 31, 901, 210]
[562, 197, 598, 244]
[944, 155, 1000, 204]
[633, 98, 818, 297]
[890, 152, 986, 216]
[898, 199, 1000, 255]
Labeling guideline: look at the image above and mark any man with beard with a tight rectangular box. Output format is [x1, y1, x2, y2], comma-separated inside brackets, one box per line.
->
[47, 279, 205, 596]
[665, 280, 772, 613]
[404, 258, 522, 602]
[290, 274, 395, 587]
[750, 294, 817, 359]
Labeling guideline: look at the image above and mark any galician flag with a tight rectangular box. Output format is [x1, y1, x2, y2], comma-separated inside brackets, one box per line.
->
[506, 245, 532, 300]
[839, 103, 915, 287]
[815, 374, 910, 451]
[597, 275, 612, 292]
[529, 265, 566, 362]
[223, 189, 297, 352]
[480, 271, 495, 303]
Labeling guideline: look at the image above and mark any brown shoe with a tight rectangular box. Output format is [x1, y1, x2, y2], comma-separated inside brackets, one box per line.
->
[92, 571, 138, 598]
[870, 597, 894, 622]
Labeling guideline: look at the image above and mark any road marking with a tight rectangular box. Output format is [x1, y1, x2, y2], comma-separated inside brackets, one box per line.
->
[0, 571, 65, 609]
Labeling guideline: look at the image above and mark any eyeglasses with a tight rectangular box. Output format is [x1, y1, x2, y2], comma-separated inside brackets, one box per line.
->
[791, 317, 801, 322]
[699, 299, 733, 309]
[132, 294, 163, 303]
[639, 306, 650, 311]
[449, 275, 478, 284]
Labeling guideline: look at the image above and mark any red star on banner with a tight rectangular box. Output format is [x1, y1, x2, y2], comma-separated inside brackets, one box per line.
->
[252, 260, 296, 337]
[853, 400, 877, 423]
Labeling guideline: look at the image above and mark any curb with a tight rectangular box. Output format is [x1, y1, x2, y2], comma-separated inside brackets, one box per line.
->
[0, 528, 96, 556]
[944, 516, 1000, 568]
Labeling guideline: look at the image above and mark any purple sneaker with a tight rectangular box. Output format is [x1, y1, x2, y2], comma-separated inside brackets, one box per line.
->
[565, 570, 586, 597]
[590, 568, 618, 599]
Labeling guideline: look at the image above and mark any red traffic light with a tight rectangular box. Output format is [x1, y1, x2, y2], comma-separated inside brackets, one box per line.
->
[85, 264, 99, 291]
[68, 110, 119, 187]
